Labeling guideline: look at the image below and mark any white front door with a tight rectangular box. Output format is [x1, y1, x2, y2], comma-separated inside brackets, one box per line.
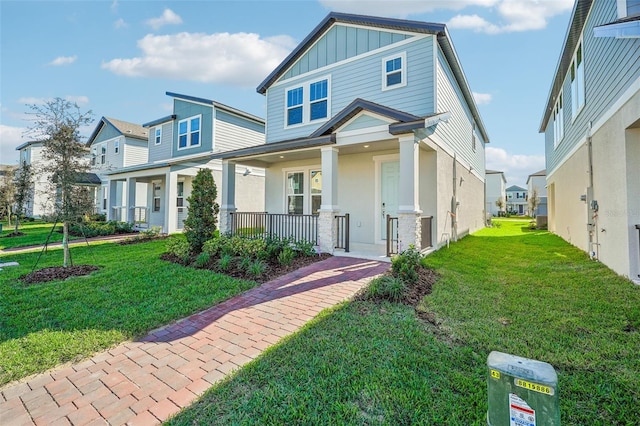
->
[380, 161, 400, 239]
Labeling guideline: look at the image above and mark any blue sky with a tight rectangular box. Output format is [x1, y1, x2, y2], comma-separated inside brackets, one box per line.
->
[0, 0, 574, 186]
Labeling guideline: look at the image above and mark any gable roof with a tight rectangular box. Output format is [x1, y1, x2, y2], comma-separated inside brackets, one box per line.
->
[529, 169, 546, 177]
[539, 0, 593, 132]
[87, 116, 148, 146]
[256, 12, 489, 143]
[506, 185, 527, 192]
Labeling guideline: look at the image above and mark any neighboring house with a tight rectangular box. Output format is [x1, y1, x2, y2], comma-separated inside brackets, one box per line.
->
[485, 170, 506, 216]
[505, 185, 527, 216]
[103, 92, 266, 234]
[215, 12, 489, 256]
[86, 117, 150, 216]
[539, 0, 639, 281]
[526, 169, 547, 217]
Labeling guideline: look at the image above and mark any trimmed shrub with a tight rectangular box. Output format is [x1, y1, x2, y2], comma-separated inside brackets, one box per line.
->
[183, 169, 219, 254]
[391, 245, 422, 284]
[278, 246, 295, 266]
[166, 238, 190, 264]
[364, 275, 406, 302]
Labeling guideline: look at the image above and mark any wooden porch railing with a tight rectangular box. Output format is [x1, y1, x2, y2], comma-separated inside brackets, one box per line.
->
[230, 212, 318, 244]
[334, 213, 350, 252]
[386, 215, 399, 257]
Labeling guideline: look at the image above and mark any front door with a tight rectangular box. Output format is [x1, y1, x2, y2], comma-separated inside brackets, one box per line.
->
[380, 161, 399, 239]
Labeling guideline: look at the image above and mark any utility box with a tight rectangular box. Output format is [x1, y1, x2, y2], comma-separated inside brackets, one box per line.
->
[487, 351, 559, 426]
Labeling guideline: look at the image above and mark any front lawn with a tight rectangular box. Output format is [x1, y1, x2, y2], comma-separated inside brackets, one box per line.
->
[0, 236, 258, 385]
[168, 219, 640, 425]
[0, 220, 77, 250]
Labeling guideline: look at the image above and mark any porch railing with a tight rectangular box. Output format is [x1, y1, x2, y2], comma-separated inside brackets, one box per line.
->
[386, 215, 399, 257]
[131, 206, 148, 228]
[111, 206, 127, 222]
[230, 212, 318, 244]
[334, 213, 350, 252]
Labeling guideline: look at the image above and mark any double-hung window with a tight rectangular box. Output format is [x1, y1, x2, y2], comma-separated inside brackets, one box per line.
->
[309, 80, 328, 121]
[310, 170, 322, 214]
[286, 172, 304, 214]
[178, 115, 201, 149]
[153, 183, 161, 212]
[155, 127, 162, 145]
[176, 182, 184, 207]
[285, 168, 322, 214]
[553, 92, 564, 148]
[382, 52, 406, 90]
[570, 42, 585, 119]
[287, 87, 303, 126]
[100, 145, 106, 164]
[114, 140, 120, 154]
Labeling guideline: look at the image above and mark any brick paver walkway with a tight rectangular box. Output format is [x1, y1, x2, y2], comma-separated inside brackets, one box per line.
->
[0, 256, 388, 425]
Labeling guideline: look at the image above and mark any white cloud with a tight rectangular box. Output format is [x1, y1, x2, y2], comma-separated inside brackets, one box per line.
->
[473, 92, 492, 105]
[17, 96, 89, 106]
[0, 125, 27, 165]
[146, 8, 183, 30]
[319, 0, 499, 18]
[65, 95, 90, 106]
[49, 55, 77, 66]
[102, 32, 296, 87]
[486, 147, 545, 186]
[114, 18, 127, 29]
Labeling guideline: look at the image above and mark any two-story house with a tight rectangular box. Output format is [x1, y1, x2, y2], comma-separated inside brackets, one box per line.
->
[215, 12, 489, 256]
[526, 169, 547, 217]
[485, 170, 507, 217]
[86, 117, 150, 216]
[539, 0, 639, 281]
[103, 92, 266, 234]
[505, 185, 527, 216]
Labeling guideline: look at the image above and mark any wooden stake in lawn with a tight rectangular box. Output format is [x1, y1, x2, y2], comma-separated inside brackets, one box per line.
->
[26, 98, 94, 267]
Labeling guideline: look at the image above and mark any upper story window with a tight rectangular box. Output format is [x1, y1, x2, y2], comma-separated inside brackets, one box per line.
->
[178, 115, 201, 149]
[570, 42, 585, 119]
[618, 0, 640, 18]
[155, 127, 162, 145]
[100, 145, 106, 164]
[382, 52, 407, 90]
[90, 147, 96, 166]
[114, 140, 120, 154]
[553, 92, 564, 148]
[285, 76, 330, 128]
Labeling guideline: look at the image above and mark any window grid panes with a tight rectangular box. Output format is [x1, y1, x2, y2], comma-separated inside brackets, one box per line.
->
[287, 87, 303, 125]
[101, 146, 106, 164]
[153, 184, 161, 212]
[287, 172, 304, 214]
[114, 140, 119, 154]
[386, 57, 402, 87]
[310, 80, 328, 121]
[176, 182, 184, 207]
[310, 170, 322, 214]
[178, 116, 201, 149]
[155, 128, 161, 145]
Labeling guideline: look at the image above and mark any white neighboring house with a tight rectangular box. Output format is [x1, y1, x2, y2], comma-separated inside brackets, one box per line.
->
[526, 169, 547, 217]
[485, 170, 506, 217]
[539, 0, 639, 281]
[102, 92, 266, 234]
[86, 117, 150, 217]
[505, 185, 528, 216]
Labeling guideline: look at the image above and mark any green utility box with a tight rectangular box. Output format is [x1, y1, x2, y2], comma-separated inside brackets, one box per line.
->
[487, 351, 560, 426]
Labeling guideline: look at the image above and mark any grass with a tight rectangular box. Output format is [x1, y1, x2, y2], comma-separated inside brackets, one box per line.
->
[0, 236, 258, 385]
[0, 220, 79, 250]
[167, 219, 640, 425]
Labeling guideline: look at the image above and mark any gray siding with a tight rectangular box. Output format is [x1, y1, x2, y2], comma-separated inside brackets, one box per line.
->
[93, 123, 120, 143]
[148, 122, 173, 163]
[172, 100, 214, 158]
[281, 25, 410, 81]
[433, 47, 485, 174]
[266, 36, 435, 143]
[214, 110, 265, 153]
[546, 1, 640, 173]
[342, 114, 389, 132]
[123, 139, 148, 167]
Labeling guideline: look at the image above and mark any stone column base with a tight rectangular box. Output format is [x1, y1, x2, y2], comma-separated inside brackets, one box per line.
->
[318, 210, 338, 255]
[219, 207, 236, 235]
[397, 211, 422, 253]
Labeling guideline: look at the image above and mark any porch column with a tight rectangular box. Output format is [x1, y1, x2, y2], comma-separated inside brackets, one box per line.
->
[318, 147, 339, 254]
[164, 171, 178, 234]
[126, 177, 137, 224]
[219, 160, 237, 235]
[107, 180, 118, 221]
[397, 134, 422, 251]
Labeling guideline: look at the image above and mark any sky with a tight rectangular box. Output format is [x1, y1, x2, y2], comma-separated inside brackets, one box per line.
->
[0, 0, 575, 187]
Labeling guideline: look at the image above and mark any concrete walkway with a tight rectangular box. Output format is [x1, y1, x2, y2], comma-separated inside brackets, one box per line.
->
[0, 256, 389, 425]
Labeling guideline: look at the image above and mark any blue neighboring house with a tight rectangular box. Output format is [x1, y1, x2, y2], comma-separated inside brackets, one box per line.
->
[215, 12, 490, 257]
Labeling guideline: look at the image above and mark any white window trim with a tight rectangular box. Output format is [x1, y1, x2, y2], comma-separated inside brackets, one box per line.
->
[100, 144, 106, 165]
[570, 39, 585, 121]
[155, 127, 162, 145]
[617, 0, 640, 18]
[553, 91, 564, 149]
[114, 139, 120, 154]
[381, 51, 407, 91]
[282, 165, 322, 215]
[177, 114, 202, 151]
[283, 75, 331, 129]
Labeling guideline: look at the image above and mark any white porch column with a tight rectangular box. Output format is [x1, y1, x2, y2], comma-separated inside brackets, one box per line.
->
[126, 177, 137, 224]
[318, 147, 339, 254]
[397, 134, 422, 251]
[219, 160, 237, 235]
[164, 171, 179, 234]
[107, 180, 118, 221]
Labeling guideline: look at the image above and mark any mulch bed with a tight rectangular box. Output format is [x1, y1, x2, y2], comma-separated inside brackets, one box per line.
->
[20, 265, 101, 285]
[160, 252, 332, 284]
[353, 267, 439, 307]
[2, 232, 26, 237]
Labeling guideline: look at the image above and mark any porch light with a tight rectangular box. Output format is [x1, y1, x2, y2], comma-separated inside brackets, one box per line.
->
[279, 155, 285, 159]
[364, 145, 370, 148]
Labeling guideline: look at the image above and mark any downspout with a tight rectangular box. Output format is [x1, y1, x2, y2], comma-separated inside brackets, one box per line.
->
[452, 154, 458, 242]
[586, 121, 599, 260]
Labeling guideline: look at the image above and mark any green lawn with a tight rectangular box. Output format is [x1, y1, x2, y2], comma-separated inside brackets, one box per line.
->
[167, 219, 640, 425]
[0, 220, 81, 250]
[0, 236, 258, 385]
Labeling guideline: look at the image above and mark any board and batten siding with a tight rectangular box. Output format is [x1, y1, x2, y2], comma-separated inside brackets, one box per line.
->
[214, 109, 265, 153]
[266, 35, 435, 143]
[171, 100, 213, 158]
[433, 47, 485, 175]
[149, 122, 174, 163]
[123, 139, 148, 167]
[545, 0, 640, 174]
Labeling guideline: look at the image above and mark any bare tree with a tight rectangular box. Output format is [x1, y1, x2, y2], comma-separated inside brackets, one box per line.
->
[27, 98, 94, 267]
[495, 196, 505, 215]
[12, 163, 33, 234]
[528, 187, 541, 218]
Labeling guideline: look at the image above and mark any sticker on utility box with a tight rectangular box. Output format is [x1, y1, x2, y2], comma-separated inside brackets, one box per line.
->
[509, 393, 536, 426]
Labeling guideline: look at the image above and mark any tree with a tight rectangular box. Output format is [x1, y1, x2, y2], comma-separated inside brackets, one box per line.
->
[183, 169, 219, 253]
[528, 187, 541, 218]
[12, 163, 33, 234]
[495, 196, 505, 214]
[27, 98, 94, 267]
[0, 168, 16, 225]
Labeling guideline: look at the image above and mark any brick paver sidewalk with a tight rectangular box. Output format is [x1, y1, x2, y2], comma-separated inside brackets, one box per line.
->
[0, 256, 388, 425]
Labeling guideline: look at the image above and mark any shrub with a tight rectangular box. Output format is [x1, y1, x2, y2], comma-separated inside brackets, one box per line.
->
[166, 238, 190, 264]
[218, 254, 233, 272]
[364, 275, 406, 302]
[183, 169, 219, 254]
[247, 260, 267, 278]
[193, 252, 211, 268]
[239, 256, 253, 271]
[138, 226, 162, 240]
[391, 245, 422, 284]
[202, 237, 223, 257]
[278, 246, 295, 266]
[293, 239, 316, 257]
